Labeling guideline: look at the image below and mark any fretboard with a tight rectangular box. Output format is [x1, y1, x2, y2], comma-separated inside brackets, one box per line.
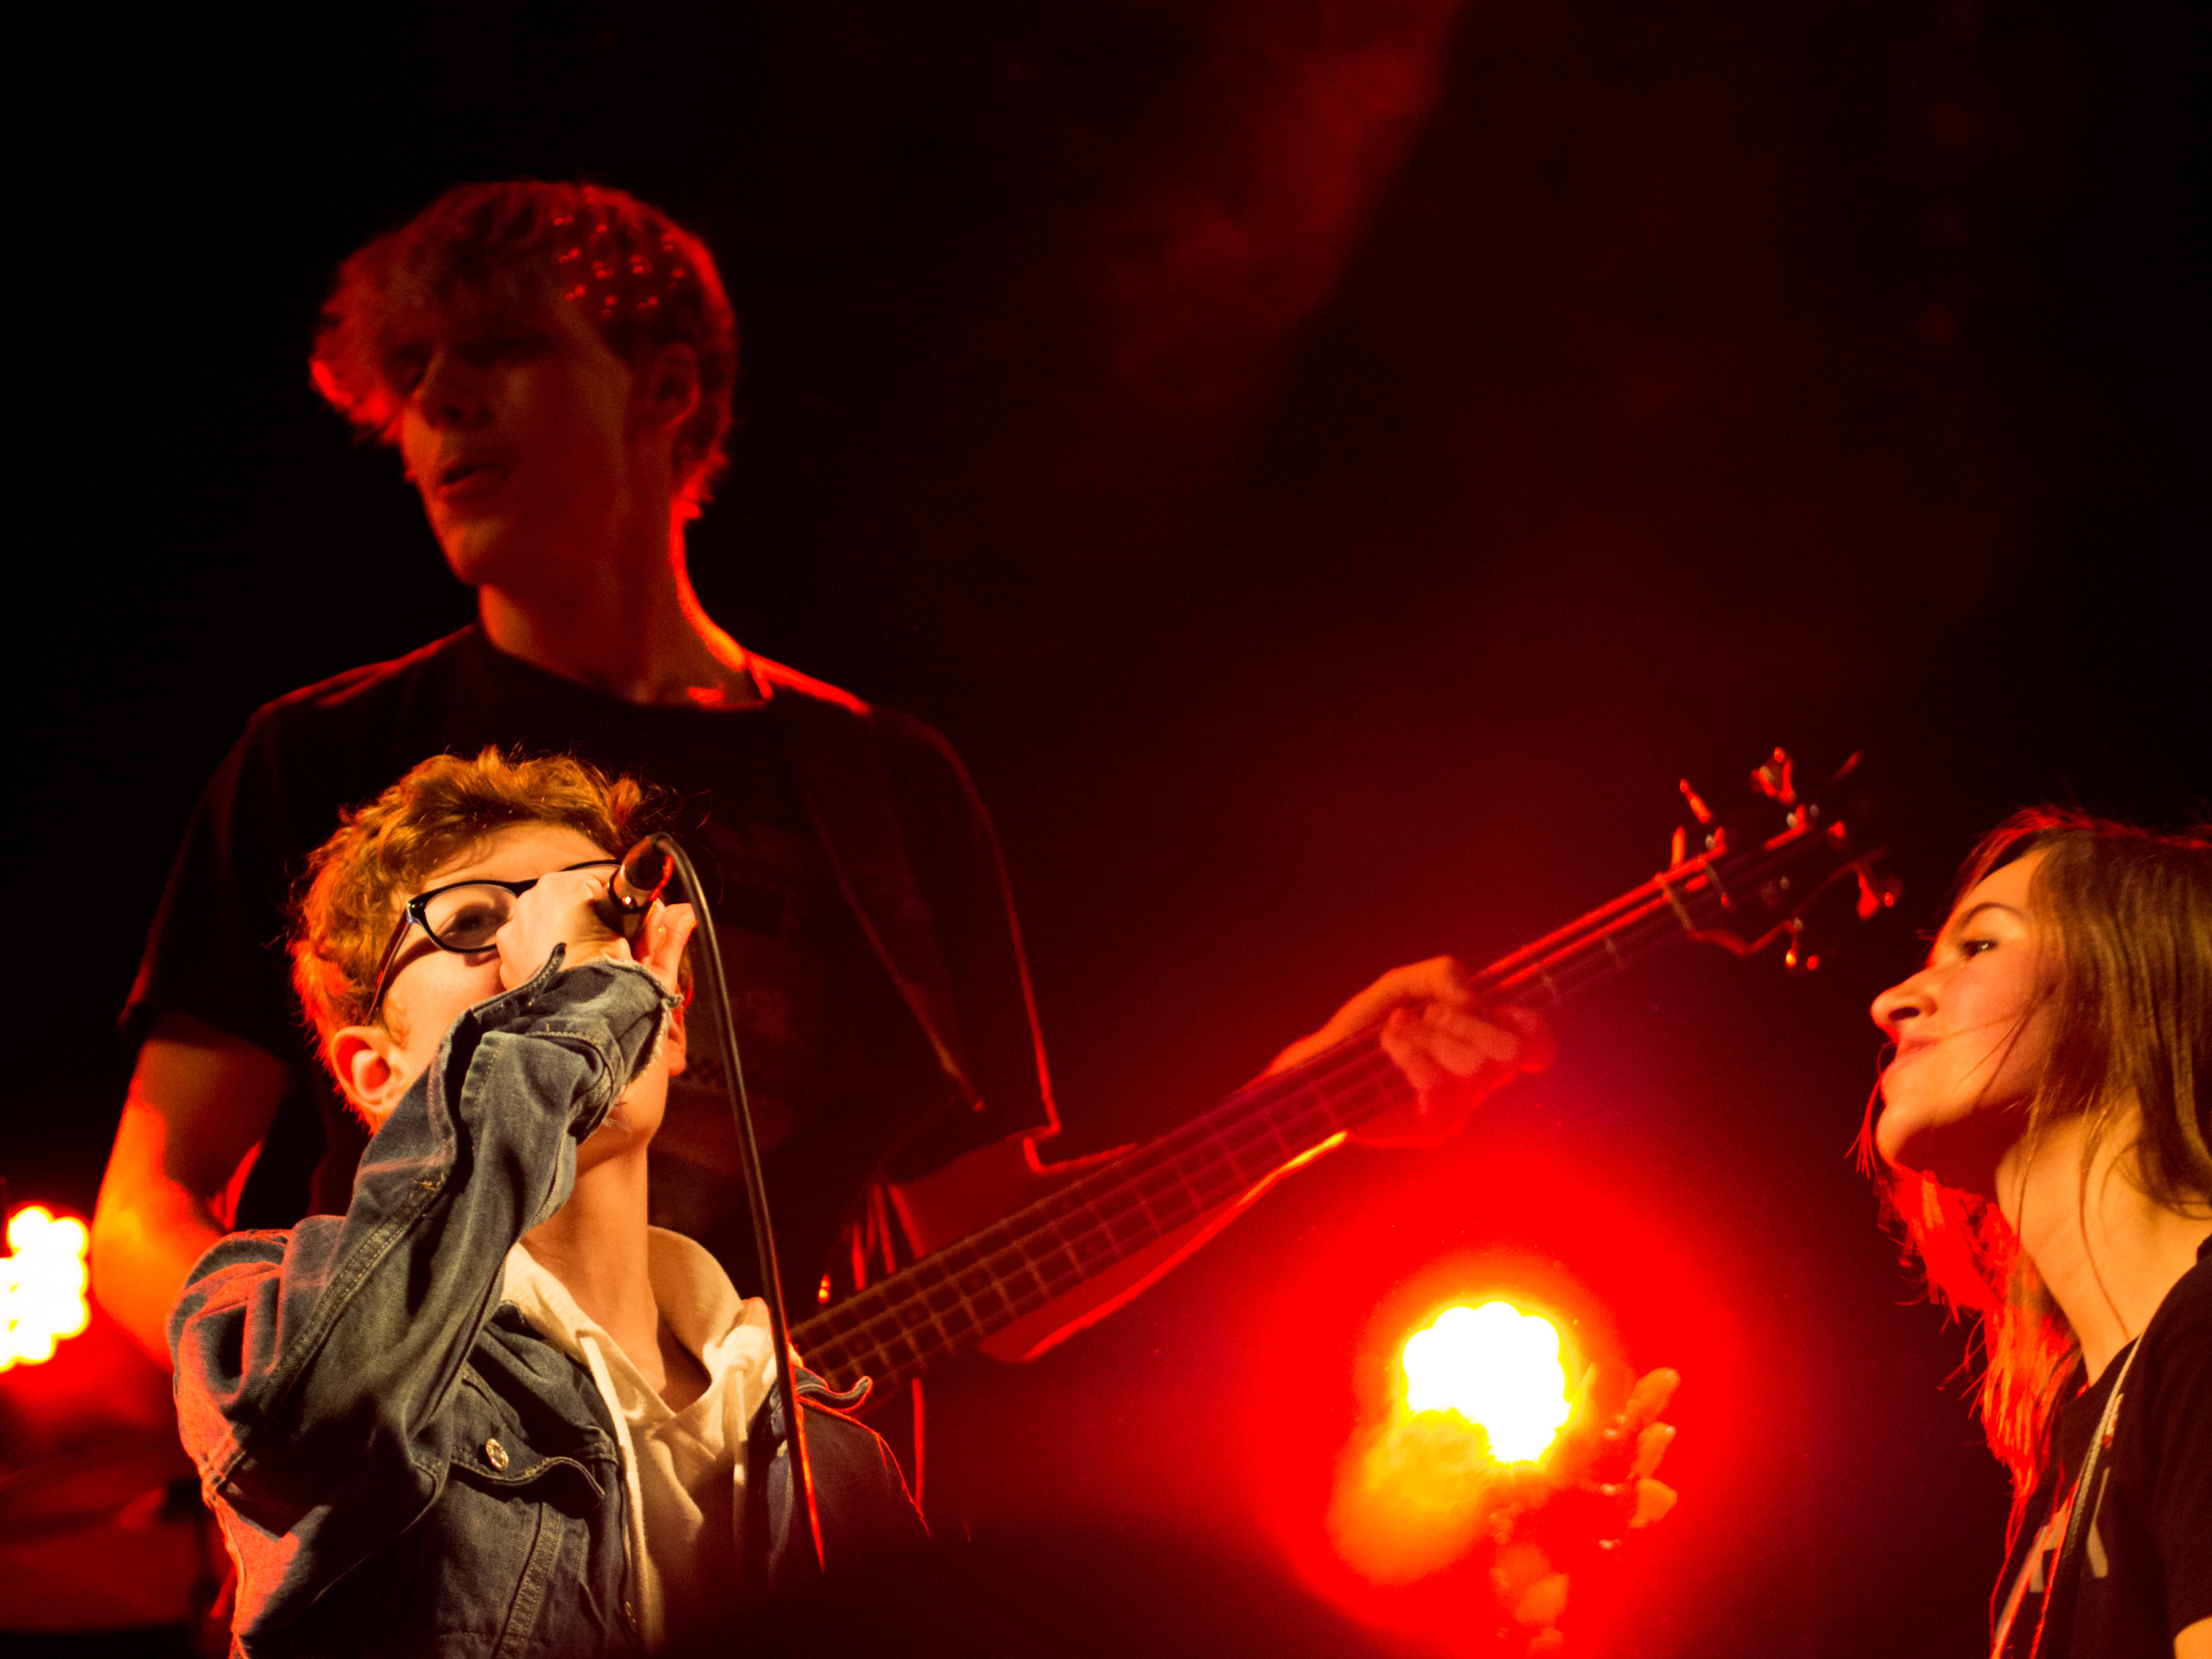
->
[791, 813, 1861, 1395]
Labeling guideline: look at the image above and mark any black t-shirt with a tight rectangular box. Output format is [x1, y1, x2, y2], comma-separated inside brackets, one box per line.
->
[125, 626, 1054, 1305]
[1993, 1236, 2212, 1656]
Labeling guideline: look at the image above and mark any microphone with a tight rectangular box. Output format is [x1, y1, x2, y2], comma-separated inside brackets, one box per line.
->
[593, 836, 673, 940]
[601, 831, 826, 1568]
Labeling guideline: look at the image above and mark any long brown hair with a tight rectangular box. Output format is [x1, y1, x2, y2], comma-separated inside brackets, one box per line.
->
[1865, 808, 2212, 1514]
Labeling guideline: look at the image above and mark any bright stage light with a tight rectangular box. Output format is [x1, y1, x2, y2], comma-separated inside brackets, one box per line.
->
[1401, 1300, 1570, 1463]
[3, 1205, 92, 1370]
[1326, 1296, 1580, 1586]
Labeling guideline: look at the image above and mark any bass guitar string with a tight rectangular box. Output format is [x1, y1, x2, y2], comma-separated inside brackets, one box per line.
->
[794, 824, 1861, 1389]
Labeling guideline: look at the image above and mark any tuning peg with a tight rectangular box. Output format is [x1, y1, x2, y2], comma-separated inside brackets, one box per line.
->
[1678, 779, 1716, 825]
[1855, 867, 1903, 921]
[1783, 918, 1820, 974]
[1669, 825, 1688, 868]
[1751, 748, 1796, 806]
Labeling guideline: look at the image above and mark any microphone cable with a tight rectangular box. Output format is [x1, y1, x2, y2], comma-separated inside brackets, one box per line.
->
[598, 835, 826, 1576]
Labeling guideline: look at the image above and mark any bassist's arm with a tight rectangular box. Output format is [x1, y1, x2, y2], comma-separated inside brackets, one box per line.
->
[93, 1014, 291, 1367]
[887, 957, 1548, 1361]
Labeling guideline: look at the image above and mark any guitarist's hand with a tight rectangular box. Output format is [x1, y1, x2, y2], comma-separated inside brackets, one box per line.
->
[1267, 957, 1551, 1148]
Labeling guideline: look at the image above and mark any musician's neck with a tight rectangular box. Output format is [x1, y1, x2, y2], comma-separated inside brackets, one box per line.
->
[476, 519, 760, 709]
[1999, 1108, 2212, 1384]
[520, 1147, 677, 1392]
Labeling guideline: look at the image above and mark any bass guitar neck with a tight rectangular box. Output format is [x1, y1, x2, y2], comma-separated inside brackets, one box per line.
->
[791, 750, 1888, 1396]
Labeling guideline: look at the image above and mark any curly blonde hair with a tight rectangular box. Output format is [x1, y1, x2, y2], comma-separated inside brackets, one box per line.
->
[310, 181, 738, 507]
[290, 748, 667, 1065]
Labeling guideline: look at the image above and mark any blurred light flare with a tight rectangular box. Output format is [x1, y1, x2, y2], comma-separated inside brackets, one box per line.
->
[1325, 1294, 1581, 1589]
[1243, 1146, 1738, 1658]
[3, 1205, 92, 1370]
[1402, 1300, 1571, 1462]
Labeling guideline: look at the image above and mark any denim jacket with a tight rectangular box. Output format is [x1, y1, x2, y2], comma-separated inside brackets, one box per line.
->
[171, 953, 921, 1656]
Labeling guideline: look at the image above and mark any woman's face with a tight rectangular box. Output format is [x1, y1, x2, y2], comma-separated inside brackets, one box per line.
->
[1870, 849, 2055, 1194]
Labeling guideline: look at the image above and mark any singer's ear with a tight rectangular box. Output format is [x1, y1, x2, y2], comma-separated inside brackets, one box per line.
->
[328, 1024, 412, 1127]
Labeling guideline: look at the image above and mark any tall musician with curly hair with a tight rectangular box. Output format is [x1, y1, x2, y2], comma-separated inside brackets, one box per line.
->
[94, 179, 1542, 1512]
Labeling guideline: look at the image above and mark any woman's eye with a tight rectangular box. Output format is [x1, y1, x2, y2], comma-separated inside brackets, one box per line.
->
[1959, 938, 1996, 957]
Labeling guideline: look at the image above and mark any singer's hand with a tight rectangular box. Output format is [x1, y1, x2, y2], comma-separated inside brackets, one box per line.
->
[632, 900, 696, 996]
[497, 868, 632, 992]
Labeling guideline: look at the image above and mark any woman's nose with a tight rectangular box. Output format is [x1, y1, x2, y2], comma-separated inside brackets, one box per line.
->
[1870, 973, 1929, 1035]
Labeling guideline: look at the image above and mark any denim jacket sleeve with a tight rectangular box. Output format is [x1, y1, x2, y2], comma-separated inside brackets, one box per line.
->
[168, 951, 676, 1607]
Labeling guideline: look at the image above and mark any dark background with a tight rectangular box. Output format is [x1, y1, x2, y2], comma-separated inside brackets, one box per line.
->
[10, 0, 2206, 1652]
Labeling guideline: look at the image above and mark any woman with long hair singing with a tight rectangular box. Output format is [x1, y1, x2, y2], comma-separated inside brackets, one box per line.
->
[1866, 809, 2211, 1658]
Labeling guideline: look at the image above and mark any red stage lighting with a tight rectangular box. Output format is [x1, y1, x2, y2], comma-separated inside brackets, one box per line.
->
[1326, 1295, 1585, 1591]
[2, 1203, 206, 1637]
[1402, 1301, 1573, 1463]
[2, 1205, 91, 1371]
[1241, 1147, 1722, 1657]
[1252, 1217, 1685, 1656]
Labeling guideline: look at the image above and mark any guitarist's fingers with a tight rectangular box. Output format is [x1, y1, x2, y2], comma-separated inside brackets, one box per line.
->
[1351, 956, 1478, 1025]
[1265, 955, 1474, 1075]
[1373, 1009, 1526, 1146]
[1403, 1001, 1550, 1081]
[1497, 1005, 1555, 1073]
[1389, 1008, 1516, 1082]
[1376, 1009, 1449, 1096]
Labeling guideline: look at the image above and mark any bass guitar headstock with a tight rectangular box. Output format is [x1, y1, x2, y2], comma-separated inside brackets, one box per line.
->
[1662, 747, 1898, 973]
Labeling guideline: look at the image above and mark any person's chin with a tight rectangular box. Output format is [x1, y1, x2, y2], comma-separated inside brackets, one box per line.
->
[579, 1099, 660, 1164]
[1878, 1103, 2012, 1196]
[436, 518, 522, 589]
[1873, 1104, 1929, 1174]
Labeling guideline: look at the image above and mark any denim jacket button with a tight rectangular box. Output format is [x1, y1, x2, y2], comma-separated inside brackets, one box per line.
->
[484, 1438, 511, 1471]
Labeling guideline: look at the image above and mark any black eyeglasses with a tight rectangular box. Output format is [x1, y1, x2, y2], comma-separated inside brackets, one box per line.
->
[365, 860, 617, 1019]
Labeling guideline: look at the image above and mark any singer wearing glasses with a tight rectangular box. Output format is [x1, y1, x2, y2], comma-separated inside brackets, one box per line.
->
[172, 744, 1544, 1656]
[171, 748, 928, 1656]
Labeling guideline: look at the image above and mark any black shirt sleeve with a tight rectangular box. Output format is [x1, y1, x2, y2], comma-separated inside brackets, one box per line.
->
[873, 707, 1058, 1177]
[124, 703, 323, 1067]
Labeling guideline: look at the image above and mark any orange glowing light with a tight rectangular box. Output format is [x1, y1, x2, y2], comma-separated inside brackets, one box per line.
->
[1401, 1300, 1570, 1463]
[2, 1205, 92, 1370]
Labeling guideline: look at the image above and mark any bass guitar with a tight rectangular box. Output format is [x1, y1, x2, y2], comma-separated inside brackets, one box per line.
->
[792, 749, 1891, 1400]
